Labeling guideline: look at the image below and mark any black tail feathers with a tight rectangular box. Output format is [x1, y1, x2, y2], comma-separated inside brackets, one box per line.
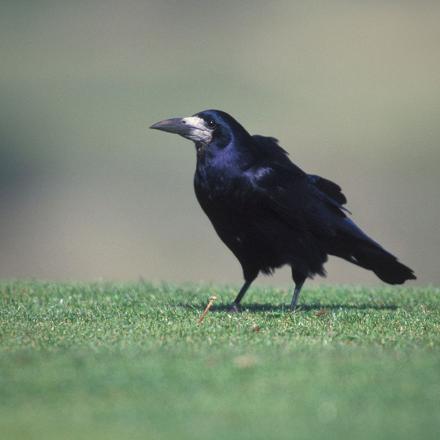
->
[351, 243, 416, 285]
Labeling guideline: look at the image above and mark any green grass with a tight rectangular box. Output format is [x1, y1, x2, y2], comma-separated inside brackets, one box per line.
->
[0, 282, 439, 440]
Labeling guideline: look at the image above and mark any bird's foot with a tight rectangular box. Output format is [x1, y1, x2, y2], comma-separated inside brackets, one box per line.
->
[290, 304, 304, 313]
[228, 303, 242, 313]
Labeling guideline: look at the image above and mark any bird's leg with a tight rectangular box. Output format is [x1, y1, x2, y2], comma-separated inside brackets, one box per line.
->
[290, 270, 306, 312]
[230, 275, 256, 312]
[290, 281, 304, 312]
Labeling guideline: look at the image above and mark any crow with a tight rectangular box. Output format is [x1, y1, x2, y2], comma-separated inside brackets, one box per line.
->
[150, 110, 416, 311]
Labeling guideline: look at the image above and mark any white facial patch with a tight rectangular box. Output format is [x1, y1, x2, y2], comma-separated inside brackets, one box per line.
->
[182, 116, 213, 144]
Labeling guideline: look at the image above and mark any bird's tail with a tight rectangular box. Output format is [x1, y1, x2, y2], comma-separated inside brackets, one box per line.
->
[332, 218, 416, 284]
[349, 242, 416, 284]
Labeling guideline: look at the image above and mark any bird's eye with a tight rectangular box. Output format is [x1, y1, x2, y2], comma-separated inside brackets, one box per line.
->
[206, 119, 216, 129]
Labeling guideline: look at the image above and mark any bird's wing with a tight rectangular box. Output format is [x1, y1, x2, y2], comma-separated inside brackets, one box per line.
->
[243, 163, 337, 236]
[242, 136, 352, 238]
[307, 175, 347, 206]
[248, 135, 349, 218]
[251, 135, 290, 162]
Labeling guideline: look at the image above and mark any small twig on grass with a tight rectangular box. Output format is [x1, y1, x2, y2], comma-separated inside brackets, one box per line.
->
[198, 295, 217, 324]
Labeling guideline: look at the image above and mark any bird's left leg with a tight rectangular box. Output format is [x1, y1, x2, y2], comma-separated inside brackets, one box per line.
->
[290, 269, 306, 312]
[229, 280, 252, 313]
[230, 269, 258, 312]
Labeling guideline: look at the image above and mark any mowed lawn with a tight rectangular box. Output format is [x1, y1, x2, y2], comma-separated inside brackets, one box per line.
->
[0, 282, 439, 440]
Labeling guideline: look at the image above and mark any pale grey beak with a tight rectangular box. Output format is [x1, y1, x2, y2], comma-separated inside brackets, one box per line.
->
[150, 117, 190, 136]
[150, 116, 213, 144]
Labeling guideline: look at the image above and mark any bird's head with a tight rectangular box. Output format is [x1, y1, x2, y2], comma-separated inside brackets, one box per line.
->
[150, 109, 249, 148]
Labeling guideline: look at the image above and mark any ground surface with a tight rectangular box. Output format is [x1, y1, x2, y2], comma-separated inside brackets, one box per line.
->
[0, 282, 439, 440]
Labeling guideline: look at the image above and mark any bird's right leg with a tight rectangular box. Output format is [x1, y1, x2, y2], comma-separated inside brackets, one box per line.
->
[290, 269, 306, 312]
[230, 270, 258, 312]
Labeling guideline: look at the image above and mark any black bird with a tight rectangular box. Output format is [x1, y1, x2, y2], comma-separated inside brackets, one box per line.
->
[150, 110, 416, 311]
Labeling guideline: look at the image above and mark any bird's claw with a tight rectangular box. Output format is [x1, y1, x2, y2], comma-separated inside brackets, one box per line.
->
[228, 303, 242, 313]
[290, 304, 303, 313]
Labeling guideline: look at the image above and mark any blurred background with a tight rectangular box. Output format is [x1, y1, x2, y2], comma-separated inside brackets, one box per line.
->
[0, 0, 438, 286]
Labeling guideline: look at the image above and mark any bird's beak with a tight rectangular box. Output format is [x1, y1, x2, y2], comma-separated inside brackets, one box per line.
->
[150, 117, 191, 136]
[150, 116, 213, 144]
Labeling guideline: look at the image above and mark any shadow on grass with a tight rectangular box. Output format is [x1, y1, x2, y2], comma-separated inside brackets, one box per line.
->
[174, 302, 398, 313]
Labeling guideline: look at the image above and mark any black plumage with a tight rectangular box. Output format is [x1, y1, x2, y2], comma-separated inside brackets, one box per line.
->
[151, 109, 416, 310]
